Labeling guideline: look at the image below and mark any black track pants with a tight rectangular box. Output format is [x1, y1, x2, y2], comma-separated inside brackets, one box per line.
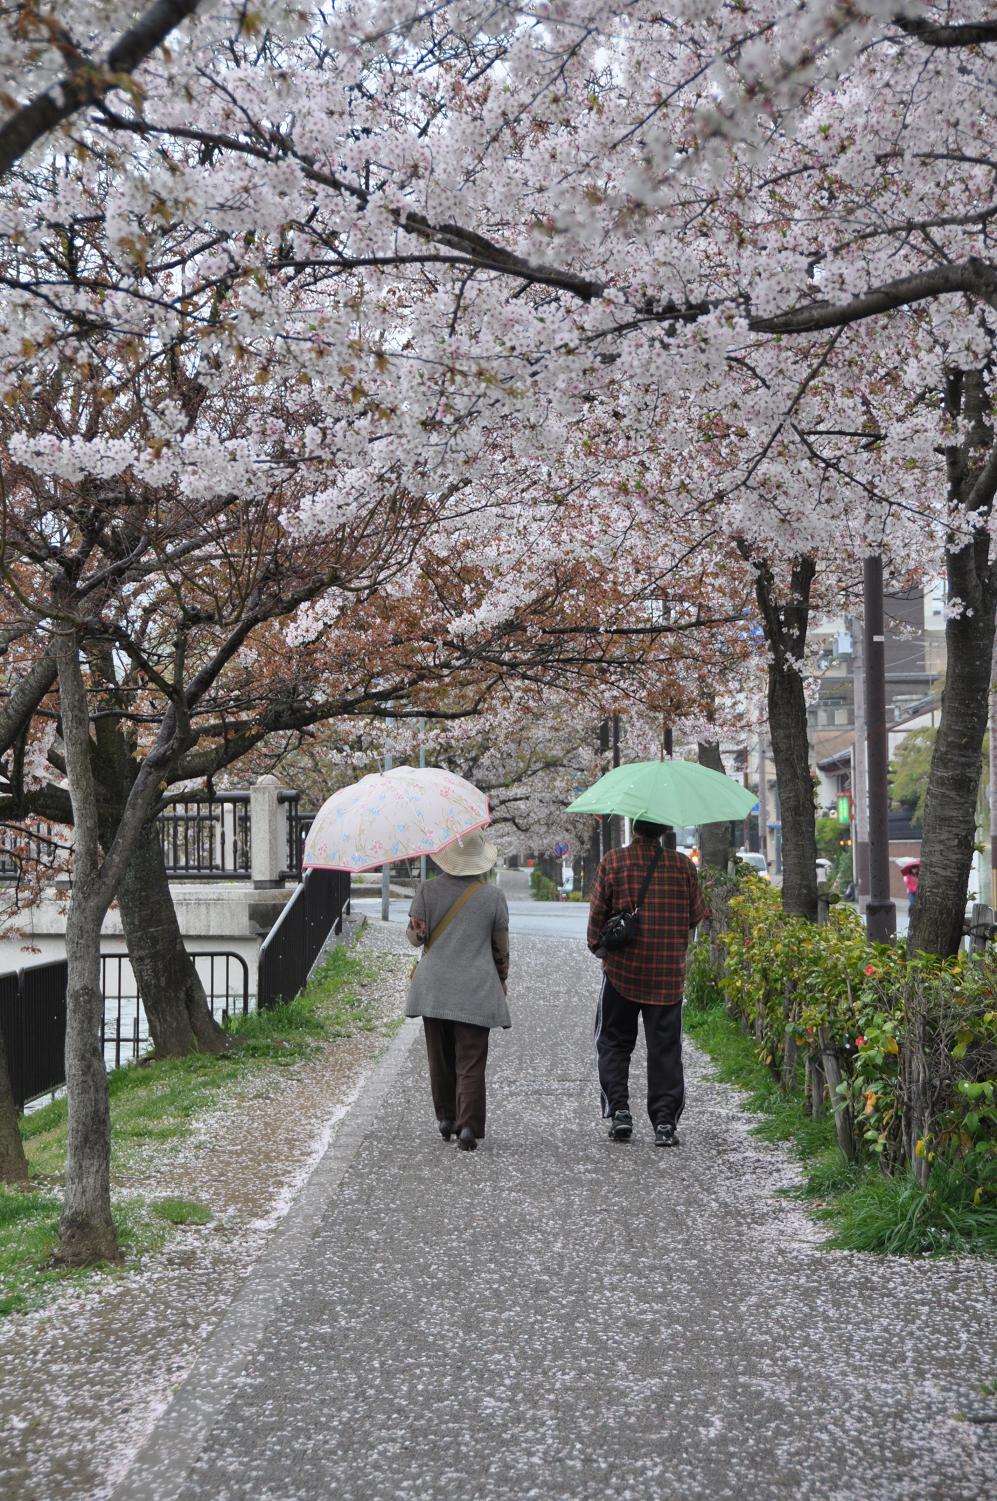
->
[594, 976, 684, 1127]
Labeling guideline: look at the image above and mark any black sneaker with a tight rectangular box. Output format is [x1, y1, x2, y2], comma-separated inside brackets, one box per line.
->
[438, 1118, 455, 1142]
[654, 1121, 680, 1148]
[456, 1127, 477, 1152]
[608, 1109, 633, 1141]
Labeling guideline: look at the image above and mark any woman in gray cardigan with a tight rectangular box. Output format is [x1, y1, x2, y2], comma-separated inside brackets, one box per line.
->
[406, 829, 510, 1152]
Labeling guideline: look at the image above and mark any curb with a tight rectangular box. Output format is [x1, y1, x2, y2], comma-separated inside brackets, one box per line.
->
[107, 1016, 422, 1501]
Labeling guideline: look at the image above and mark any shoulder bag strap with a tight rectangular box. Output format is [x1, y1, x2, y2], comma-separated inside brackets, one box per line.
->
[424, 881, 482, 952]
[632, 846, 663, 915]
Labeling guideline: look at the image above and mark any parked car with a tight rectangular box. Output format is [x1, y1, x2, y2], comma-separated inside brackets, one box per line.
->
[736, 850, 770, 881]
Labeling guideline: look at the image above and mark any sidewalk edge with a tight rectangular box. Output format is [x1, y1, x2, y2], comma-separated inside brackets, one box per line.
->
[107, 1017, 422, 1501]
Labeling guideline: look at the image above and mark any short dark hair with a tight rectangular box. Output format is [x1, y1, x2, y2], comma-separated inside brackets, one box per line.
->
[633, 819, 669, 839]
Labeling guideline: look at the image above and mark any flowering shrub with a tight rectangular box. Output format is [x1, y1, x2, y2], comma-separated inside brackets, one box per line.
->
[700, 876, 997, 1194]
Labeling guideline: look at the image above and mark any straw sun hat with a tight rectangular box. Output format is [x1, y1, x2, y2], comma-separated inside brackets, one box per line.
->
[432, 828, 498, 876]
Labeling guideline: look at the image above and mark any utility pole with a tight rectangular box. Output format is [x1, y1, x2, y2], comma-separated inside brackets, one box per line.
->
[418, 720, 427, 885]
[851, 611, 870, 903]
[756, 734, 769, 869]
[381, 742, 393, 923]
[610, 712, 621, 848]
[598, 718, 613, 852]
[863, 556, 896, 941]
[989, 641, 997, 906]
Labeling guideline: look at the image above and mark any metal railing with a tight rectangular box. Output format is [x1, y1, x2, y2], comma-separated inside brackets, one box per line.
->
[158, 793, 252, 879]
[0, 951, 250, 1110]
[99, 952, 251, 1070]
[0, 961, 66, 1109]
[258, 869, 351, 1009]
[0, 822, 73, 878]
[283, 794, 315, 880]
[1, 792, 318, 884]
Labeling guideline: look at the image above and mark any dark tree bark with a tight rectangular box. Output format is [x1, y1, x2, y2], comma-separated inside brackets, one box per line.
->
[0, 1024, 29, 1186]
[60, 891, 118, 1262]
[85, 654, 229, 1059]
[0, 0, 206, 180]
[116, 823, 227, 1057]
[53, 624, 186, 1264]
[53, 629, 120, 1264]
[910, 370, 997, 958]
[697, 740, 734, 872]
[751, 555, 819, 922]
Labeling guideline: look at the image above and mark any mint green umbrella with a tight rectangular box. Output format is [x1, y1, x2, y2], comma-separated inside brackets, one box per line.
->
[566, 760, 757, 826]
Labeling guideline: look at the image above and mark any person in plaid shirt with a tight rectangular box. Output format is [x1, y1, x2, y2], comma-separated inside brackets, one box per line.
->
[587, 820, 708, 1146]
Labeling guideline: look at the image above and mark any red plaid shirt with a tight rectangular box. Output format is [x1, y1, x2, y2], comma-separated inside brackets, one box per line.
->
[587, 836, 709, 1005]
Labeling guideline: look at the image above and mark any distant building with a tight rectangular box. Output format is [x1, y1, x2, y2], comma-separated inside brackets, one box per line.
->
[811, 581, 946, 814]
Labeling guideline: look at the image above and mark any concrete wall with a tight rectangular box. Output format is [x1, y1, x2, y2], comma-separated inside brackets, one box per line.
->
[0, 880, 292, 983]
[0, 775, 298, 980]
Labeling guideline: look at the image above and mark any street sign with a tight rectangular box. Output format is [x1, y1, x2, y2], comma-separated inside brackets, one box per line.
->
[837, 794, 851, 824]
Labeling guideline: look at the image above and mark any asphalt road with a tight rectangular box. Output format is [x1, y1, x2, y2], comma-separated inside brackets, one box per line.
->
[113, 921, 994, 1501]
[353, 865, 591, 942]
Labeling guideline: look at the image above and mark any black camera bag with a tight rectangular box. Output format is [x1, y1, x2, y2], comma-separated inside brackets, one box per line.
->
[595, 845, 662, 957]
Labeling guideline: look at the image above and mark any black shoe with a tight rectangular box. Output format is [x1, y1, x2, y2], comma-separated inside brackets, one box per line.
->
[654, 1121, 680, 1148]
[608, 1109, 633, 1142]
[438, 1118, 455, 1142]
[456, 1127, 477, 1152]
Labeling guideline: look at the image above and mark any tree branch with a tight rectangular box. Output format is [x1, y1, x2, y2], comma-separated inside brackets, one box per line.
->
[0, 0, 205, 179]
[894, 15, 997, 49]
[750, 259, 997, 334]
[0, 651, 56, 756]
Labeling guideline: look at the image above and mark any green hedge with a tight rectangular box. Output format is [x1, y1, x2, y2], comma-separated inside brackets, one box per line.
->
[529, 867, 559, 901]
[696, 875, 997, 1201]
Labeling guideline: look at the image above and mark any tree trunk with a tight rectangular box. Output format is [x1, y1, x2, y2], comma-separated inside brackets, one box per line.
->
[0, 1026, 29, 1186]
[781, 1026, 799, 1093]
[911, 597, 996, 956]
[806, 1053, 825, 1118]
[59, 897, 119, 1262]
[697, 740, 734, 872]
[910, 370, 997, 958]
[54, 628, 121, 1264]
[752, 556, 819, 921]
[91, 694, 231, 1058]
[116, 823, 228, 1058]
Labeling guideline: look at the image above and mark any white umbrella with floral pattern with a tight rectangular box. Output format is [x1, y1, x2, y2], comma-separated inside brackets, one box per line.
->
[302, 766, 491, 873]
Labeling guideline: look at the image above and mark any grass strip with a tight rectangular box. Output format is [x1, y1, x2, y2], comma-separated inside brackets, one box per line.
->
[2, 943, 392, 1316]
[684, 993, 997, 1258]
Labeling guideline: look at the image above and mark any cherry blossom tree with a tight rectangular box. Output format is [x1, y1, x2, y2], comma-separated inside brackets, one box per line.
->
[2, 2, 996, 1242]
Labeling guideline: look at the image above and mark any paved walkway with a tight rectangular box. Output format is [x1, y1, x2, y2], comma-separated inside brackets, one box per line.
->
[113, 924, 993, 1501]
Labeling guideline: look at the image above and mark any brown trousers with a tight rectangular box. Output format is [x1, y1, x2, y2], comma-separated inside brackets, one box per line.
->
[422, 1018, 490, 1138]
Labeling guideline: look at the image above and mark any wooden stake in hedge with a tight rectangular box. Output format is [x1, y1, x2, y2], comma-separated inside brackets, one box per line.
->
[818, 1025, 857, 1162]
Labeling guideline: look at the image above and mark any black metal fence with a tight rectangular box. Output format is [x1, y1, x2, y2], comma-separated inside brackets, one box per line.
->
[258, 869, 351, 1009]
[283, 795, 315, 880]
[0, 822, 73, 878]
[158, 794, 252, 879]
[1, 792, 318, 884]
[0, 962, 66, 1109]
[0, 951, 250, 1110]
[99, 952, 250, 1070]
